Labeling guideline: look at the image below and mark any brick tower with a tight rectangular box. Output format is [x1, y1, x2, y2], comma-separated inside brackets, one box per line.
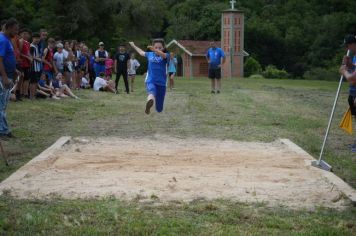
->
[221, 0, 245, 78]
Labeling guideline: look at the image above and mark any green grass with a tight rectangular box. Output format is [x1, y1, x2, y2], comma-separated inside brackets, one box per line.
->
[0, 76, 355, 235]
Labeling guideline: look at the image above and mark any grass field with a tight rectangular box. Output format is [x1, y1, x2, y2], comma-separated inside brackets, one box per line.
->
[0, 76, 355, 235]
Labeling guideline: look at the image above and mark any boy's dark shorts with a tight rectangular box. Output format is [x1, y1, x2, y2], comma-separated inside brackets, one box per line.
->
[208, 68, 221, 79]
[21, 67, 31, 81]
[348, 95, 356, 117]
[30, 71, 41, 84]
[99, 87, 105, 92]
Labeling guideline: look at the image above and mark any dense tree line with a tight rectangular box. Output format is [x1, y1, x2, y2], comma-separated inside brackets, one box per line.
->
[1, 0, 355, 79]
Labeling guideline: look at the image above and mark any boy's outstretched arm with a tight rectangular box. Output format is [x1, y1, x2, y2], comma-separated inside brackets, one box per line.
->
[129, 42, 146, 57]
[147, 46, 167, 59]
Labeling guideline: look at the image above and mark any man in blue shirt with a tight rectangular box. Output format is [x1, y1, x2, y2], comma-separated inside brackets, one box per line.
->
[206, 41, 226, 94]
[0, 18, 19, 139]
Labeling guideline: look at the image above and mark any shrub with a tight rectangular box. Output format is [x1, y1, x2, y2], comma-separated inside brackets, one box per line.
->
[244, 57, 262, 77]
[248, 74, 265, 79]
[262, 65, 289, 79]
[303, 67, 339, 81]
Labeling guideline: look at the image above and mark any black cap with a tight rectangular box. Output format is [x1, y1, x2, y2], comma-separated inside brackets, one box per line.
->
[343, 35, 356, 46]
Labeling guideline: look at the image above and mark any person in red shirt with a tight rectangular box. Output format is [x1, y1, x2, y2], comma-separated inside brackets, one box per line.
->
[42, 38, 55, 82]
[11, 33, 22, 101]
[19, 28, 32, 99]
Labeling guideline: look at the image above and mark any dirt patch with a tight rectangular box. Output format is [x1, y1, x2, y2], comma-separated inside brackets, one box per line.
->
[0, 136, 350, 209]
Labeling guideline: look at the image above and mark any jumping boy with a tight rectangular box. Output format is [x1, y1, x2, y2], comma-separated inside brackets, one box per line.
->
[129, 39, 170, 114]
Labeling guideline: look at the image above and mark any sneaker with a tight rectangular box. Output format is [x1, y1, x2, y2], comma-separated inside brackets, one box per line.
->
[217, 90, 220, 94]
[211, 90, 215, 94]
[145, 99, 154, 115]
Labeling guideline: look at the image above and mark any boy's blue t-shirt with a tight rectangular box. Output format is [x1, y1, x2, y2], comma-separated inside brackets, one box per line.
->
[0, 33, 16, 79]
[145, 52, 170, 86]
[89, 55, 95, 67]
[38, 79, 46, 87]
[79, 55, 86, 67]
[206, 47, 225, 69]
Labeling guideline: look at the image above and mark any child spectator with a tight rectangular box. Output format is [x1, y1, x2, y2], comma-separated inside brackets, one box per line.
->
[81, 71, 91, 89]
[93, 72, 116, 93]
[52, 73, 79, 99]
[29, 32, 42, 99]
[37, 73, 60, 100]
[168, 51, 178, 91]
[79, 45, 89, 73]
[42, 38, 55, 80]
[105, 53, 114, 80]
[19, 28, 32, 99]
[53, 43, 66, 74]
[128, 53, 140, 92]
[88, 48, 96, 87]
[73, 42, 81, 89]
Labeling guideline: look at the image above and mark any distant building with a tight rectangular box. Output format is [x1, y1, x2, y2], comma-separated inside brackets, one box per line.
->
[221, 9, 246, 78]
[167, 40, 248, 78]
[166, 5, 247, 78]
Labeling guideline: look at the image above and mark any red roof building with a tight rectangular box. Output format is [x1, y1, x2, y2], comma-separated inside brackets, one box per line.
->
[167, 39, 248, 78]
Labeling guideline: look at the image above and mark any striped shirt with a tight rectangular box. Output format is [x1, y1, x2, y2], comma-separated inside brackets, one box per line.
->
[30, 43, 41, 72]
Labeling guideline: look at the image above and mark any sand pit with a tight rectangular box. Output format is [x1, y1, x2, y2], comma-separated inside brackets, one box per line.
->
[1, 136, 354, 209]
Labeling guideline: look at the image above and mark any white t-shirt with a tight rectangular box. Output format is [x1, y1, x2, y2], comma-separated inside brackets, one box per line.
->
[63, 49, 69, 59]
[81, 77, 89, 87]
[53, 52, 66, 70]
[128, 59, 140, 75]
[94, 50, 108, 58]
[93, 77, 108, 91]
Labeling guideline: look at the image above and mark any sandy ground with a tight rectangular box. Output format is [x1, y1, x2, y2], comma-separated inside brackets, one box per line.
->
[0, 136, 350, 209]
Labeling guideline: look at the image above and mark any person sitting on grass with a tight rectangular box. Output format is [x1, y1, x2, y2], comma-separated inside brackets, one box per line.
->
[81, 72, 91, 89]
[129, 39, 170, 114]
[37, 73, 60, 100]
[93, 72, 116, 93]
[52, 73, 79, 99]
